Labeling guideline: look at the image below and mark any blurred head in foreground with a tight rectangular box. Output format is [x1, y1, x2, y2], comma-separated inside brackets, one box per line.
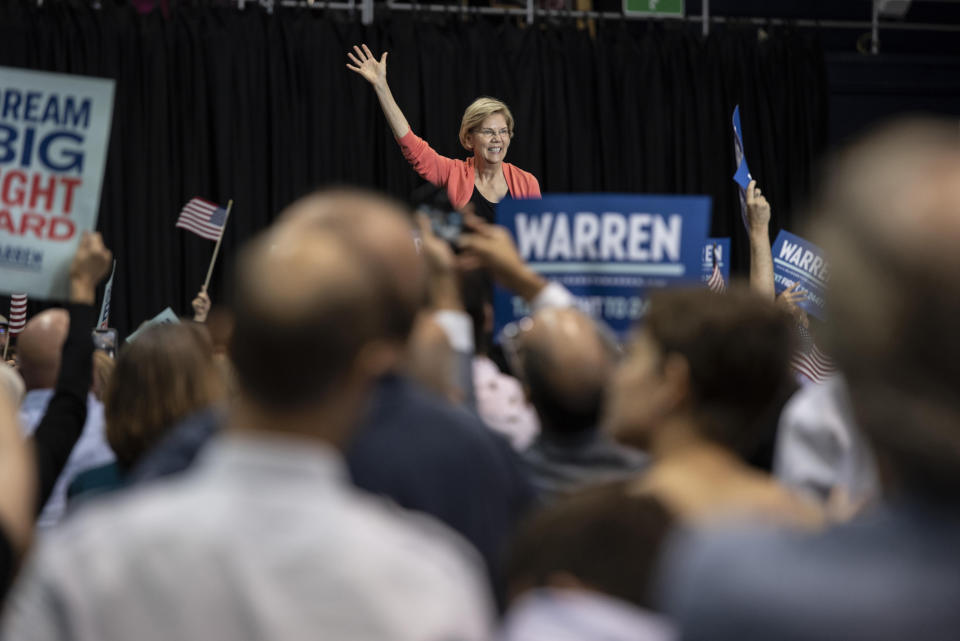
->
[506, 484, 674, 610]
[811, 119, 960, 502]
[606, 286, 794, 460]
[277, 188, 426, 351]
[230, 194, 397, 445]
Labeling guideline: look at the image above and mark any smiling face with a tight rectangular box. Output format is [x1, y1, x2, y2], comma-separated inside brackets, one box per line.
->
[467, 113, 511, 165]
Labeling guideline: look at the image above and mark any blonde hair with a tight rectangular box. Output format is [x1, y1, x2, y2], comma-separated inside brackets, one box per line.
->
[459, 97, 515, 151]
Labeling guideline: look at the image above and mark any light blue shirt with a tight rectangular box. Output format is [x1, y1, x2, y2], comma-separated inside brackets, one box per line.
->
[19, 389, 115, 529]
[3, 433, 493, 641]
[501, 588, 676, 641]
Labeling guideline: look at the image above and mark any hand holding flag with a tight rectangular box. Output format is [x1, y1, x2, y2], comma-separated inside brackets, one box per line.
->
[3, 233, 111, 360]
[176, 197, 234, 295]
[192, 287, 211, 324]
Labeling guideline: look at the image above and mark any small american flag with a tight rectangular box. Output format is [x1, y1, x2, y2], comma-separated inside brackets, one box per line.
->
[791, 324, 836, 384]
[98, 260, 116, 330]
[707, 251, 726, 294]
[8, 294, 27, 335]
[176, 198, 228, 241]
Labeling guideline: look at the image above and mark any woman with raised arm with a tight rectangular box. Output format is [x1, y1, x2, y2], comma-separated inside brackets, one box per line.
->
[347, 44, 541, 221]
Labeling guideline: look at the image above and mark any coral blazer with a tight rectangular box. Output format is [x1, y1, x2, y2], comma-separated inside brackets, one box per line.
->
[396, 130, 542, 209]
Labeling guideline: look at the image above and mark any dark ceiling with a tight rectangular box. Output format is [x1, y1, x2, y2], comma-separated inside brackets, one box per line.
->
[654, 1, 960, 55]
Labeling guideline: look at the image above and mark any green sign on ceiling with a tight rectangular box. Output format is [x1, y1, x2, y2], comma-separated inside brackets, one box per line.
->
[623, 0, 684, 17]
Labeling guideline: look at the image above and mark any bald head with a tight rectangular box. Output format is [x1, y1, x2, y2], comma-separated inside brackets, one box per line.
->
[230, 220, 386, 414]
[520, 308, 614, 434]
[0, 364, 25, 406]
[17, 309, 69, 391]
[812, 118, 960, 497]
[278, 189, 427, 342]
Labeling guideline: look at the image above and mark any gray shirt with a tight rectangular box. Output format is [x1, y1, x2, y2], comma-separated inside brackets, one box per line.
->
[522, 430, 648, 504]
[2, 432, 493, 641]
[658, 501, 960, 641]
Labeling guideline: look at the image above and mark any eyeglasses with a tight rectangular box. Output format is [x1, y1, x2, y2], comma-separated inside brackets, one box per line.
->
[474, 128, 511, 139]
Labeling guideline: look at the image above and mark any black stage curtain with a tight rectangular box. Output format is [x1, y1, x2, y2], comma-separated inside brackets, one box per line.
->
[0, 5, 827, 336]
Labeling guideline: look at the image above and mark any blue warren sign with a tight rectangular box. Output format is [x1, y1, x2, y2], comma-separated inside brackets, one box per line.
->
[771, 229, 829, 320]
[702, 237, 730, 285]
[495, 194, 711, 337]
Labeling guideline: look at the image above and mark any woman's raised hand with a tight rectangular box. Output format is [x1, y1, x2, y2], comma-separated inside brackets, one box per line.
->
[346, 43, 410, 137]
[346, 44, 387, 88]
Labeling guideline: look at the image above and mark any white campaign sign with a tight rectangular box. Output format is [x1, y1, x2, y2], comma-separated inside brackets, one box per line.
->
[0, 67, 115, 299]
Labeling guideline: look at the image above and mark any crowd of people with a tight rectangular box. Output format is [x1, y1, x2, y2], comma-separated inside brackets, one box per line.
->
[0, 83, 959, 639]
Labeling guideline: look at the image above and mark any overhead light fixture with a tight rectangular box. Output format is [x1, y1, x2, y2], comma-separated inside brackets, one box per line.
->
[878, 0, 912, 18]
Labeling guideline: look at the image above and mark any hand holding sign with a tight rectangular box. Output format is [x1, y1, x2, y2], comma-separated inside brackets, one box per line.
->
[777, 281, 810, 328]
[746, 180, 776, 301]
[458, 213, 547, 302]
[746, 180, 771, 231]
[777, 281, 808, 308]
[771, 230, 829, 320]
[68, 231, 112, 305]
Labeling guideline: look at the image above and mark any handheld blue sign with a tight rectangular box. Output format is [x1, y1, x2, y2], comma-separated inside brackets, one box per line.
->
[771, 229, 829, 320]
[494, 194, 711, 337]
[732, 105, 753, 230]
[702, 238, 731, 285]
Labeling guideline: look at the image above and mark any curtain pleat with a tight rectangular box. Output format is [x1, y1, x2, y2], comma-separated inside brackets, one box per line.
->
[0, 5, 828, 336]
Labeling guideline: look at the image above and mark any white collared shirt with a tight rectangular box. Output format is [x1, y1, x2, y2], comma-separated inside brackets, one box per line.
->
[774, 376, 878, 504]
[473, 356, 539, 450]
[3, 432, 494, 641]
[19, 389, 115, 529]
[500, 589, 676, 641]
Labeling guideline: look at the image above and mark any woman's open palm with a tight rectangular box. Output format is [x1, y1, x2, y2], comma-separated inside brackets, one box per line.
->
[347, 44, 387, 87]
